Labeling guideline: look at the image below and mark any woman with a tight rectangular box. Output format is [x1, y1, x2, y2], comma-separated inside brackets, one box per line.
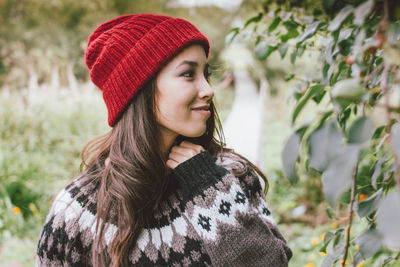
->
[36, 14, 292, 266]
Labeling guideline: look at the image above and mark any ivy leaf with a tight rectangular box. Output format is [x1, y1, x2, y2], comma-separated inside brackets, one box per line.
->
[292, 84, 325, 124]
[348, 116, 375, 144]
[377, 190, 400, 250]
[309, 119, 342, 172]
[327, 6, 353, 32]
[353, 229, 383, 258]
[353, 0, 374, 26]
[357, 188, 383, 217]
[282, 133, 301, 184]
[322, 144, 360, 207]
[268, 16, 281, 32]
[278, 43, 289, 58]
[297, 21, 321, 43]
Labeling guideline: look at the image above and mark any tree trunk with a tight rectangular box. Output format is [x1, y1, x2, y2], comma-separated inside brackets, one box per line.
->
[50, 64, 59, 92]
[67, 63, 78, 96]
[28, 66, 39, 100]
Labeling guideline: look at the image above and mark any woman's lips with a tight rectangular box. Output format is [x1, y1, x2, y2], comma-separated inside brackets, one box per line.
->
[192, 108, 211, 116]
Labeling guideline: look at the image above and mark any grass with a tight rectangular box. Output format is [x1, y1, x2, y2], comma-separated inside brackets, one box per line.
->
[0, 87, 109, 265]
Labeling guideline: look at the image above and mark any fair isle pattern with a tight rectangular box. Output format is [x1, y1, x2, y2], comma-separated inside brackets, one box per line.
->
[187, 182, 250, 241]
[36, 151, 292, 266]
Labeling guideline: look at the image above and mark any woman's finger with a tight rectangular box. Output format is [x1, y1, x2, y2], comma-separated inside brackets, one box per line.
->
[168, 151, 188, 164]
[166, 158, 179, 169]
[178, 141, 205, 153]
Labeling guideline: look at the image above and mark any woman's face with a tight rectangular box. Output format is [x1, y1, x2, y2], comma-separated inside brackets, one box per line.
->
[155, 44, 214, 145]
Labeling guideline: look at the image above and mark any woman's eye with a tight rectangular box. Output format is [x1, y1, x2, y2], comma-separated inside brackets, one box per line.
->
[182, 70, 195, 78]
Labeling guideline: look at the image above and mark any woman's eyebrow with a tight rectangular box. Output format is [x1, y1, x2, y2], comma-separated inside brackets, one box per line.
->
[176, 60, 198, 68]
[176, 61, 209, 70]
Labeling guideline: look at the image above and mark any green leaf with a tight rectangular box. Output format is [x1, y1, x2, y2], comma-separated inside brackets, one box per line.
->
[297, 21, 321, 43]
[309, 119, 342, 171]
[281, 133, 300, 184]
[322, 144, 360, 207]
[326, 207, 333, 219]
[372, 154, 387, 189]
[281, 28, 299, 42]
[377, 190, 400, 250]
[353, 0, 374, 26]
[321, 239, 345, 267]
[283, 20, 297, 30]
[327, 6, 353, 32]
[255, 41, 269, 60]
[331, 78, 364, 101]
[225, 28, 240, 44]
[284, 74, 295, 81]
[244, 13, 263, 28]
[388, 22, 400, 45]
[280, 12, 293, 22]
[290, 50, 297, 64]
[348, 116, 375, 143]
[292, 84, 325, 124]
[353, 229, 383, 258]
[357, 188, 383, 217]
[353, 252, 364, 267]
[278, 43, 289, 58]
[296, 125, 309, 139]
[312, 90, 326, 104]
[254, 41, 276, 60]
[268, 16, 281, 32]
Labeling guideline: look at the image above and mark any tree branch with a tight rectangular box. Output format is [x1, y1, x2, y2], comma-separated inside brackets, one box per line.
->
[342, 160, 358, 266]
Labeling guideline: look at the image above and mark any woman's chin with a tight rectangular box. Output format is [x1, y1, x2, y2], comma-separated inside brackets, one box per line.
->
[182, 128, 207, 138]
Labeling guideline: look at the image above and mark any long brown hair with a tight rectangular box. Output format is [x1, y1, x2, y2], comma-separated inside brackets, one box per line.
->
[80, 78, 269, 266]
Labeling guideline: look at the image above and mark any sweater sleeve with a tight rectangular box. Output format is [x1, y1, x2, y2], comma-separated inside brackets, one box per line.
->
[172, 150, 292, 267]
[36, 182, 94, 267]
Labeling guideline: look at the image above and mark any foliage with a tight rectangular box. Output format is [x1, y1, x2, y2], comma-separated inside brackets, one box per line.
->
[0, 88, 108, 243]
[0, 0, 235, 91]
[234, 0, 400, 266]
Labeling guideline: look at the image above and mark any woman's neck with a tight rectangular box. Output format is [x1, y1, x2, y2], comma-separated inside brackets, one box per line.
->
[161, 133, 178, 160]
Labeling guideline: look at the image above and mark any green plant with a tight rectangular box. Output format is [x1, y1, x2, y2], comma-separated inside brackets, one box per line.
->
[233, 0, 400, 266]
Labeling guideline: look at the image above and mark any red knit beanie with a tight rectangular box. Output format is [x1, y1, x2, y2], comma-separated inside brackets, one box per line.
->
[85, 14, 210, 126]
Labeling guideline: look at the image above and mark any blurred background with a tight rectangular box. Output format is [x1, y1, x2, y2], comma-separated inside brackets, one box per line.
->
[0, 0, 375, 266]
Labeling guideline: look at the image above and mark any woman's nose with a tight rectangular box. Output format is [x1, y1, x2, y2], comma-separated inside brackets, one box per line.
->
[198, 78, 214, 100]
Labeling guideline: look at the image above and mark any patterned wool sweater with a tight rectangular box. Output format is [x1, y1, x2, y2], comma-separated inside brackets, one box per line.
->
[36, 150, 292, 266]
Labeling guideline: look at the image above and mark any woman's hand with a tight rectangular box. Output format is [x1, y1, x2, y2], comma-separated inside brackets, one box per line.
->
[166, 141, 205, 169]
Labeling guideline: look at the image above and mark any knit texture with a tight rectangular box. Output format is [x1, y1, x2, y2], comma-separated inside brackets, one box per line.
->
[36, 151, 292, 266]
[85, 14, 210, 126]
